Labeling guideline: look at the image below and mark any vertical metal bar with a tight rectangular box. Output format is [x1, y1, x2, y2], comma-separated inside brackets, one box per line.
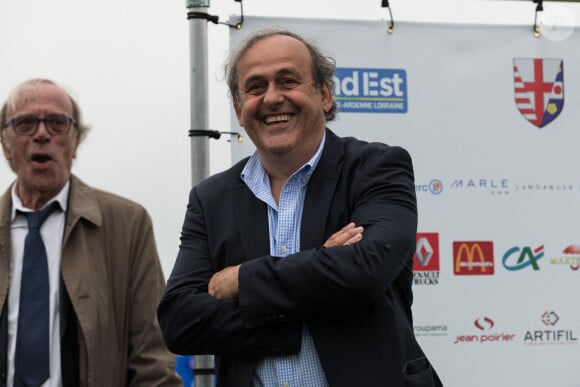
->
[188, 0, 210, 187]
[186, 1, 215, 387]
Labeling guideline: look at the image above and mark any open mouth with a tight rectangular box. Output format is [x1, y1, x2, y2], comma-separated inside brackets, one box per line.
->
[31, 154, 53, 164]
[264, 114, 291, 125]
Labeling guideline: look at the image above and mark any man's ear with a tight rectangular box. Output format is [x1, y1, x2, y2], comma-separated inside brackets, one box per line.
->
[71, 131, 80, 159]
[1, 134, 12, 161]
[234, 101, 244, 127]
[321, 83, 333, 113]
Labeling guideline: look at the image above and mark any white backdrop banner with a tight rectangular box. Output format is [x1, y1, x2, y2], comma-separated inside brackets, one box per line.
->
[230, 16, 580, 387]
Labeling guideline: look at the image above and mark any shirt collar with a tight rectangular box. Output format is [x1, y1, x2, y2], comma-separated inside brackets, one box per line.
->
[10, 180, 70, 221]
[241, 130, 327, 185]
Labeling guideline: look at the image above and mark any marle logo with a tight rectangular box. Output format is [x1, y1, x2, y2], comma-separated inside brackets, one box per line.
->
[414, 233, 439, 271]
[542, 311, 559, 326]
[513, 58, 564, 128]
[453, 241, 494, 275]
[449, 178, 509, 195]
[474, 317, 494, 331]
[334, 67, 407, 113]
[502, 245, 544, 271]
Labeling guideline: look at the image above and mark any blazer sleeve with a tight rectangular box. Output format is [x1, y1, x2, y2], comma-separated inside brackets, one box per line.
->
[238, 144, 417, 326]
[157, 186, 302, 357]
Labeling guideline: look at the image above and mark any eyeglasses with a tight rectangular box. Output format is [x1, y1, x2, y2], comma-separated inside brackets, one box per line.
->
[3, 114, 76, 136]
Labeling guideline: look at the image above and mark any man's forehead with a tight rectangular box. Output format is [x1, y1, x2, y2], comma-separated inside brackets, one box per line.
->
[239, 41, 312, 78]
[245, 34, 306, 57]
[9, 85, 72, 114]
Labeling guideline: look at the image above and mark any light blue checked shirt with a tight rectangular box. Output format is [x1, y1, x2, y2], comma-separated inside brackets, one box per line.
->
[241, 133, 329, 387]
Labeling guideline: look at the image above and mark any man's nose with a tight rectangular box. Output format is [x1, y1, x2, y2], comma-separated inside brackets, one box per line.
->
[33, 120, 51, 139]
[262, 82, 284, 104]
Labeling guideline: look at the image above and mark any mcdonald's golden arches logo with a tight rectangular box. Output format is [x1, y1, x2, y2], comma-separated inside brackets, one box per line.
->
[453, 241, 494, 275]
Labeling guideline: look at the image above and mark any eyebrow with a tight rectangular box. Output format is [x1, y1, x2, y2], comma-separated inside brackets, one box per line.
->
[243, 67, 303, 86]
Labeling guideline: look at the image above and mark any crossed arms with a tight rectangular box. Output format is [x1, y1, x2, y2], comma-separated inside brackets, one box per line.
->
[208, 222, 364, 300]
[157, 144, 417, 357]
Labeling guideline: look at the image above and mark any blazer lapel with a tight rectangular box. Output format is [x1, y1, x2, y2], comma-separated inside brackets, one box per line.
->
[301, 130, 344, 250]
[233, 129, 345, 258]
[233, 182, 270, 259]
[0, 186, 13, 366]
[0, 186, 13, 311]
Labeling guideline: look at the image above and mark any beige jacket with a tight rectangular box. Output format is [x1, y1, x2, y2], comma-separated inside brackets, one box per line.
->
[0, 175, 181, 386]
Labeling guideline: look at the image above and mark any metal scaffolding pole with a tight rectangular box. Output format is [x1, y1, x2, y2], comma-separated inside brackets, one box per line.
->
[185, 0, 214, 386]
[187, 0, 210, 187]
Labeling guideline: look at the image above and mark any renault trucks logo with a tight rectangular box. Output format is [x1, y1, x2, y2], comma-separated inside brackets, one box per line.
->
[333, 67, 407, 113]
[413, 233, 440, 285]
[513, 58, 564, 128]
[502, 245, 544, 271]
[453, 241, 494, 275]
[414, 233, 439, 270]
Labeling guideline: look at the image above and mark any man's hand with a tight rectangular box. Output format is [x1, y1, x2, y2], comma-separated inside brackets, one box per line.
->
[323, 222, 364, 248]
[209, 264, 240, 300]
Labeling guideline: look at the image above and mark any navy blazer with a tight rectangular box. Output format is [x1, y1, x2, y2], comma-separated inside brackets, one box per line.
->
[158, 129, 443, 387]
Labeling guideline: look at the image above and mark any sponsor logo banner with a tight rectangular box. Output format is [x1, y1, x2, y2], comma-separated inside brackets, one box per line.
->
[334, 67, 408, 113]
[454, 316, 516, 344]
[513, 58, 564, 128]
[414, 324, 448, 337]
[550, 244, 580, 271]
[514, 183, 576, 192]
[449, 178, 509, 195]
[502, 245, 544, 271]
[453, 241, 494, 275]
[414, 233, 440, 271]
[413, 233, 440, 285]
[523, 311, 578, 345]
[415, 179, 443, 195]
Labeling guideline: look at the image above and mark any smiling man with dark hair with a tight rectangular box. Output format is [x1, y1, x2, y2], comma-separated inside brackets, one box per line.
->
[159, 29, 443, 387]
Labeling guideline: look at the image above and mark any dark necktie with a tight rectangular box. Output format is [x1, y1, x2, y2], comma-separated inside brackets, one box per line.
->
[14, 202, 59, 387]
